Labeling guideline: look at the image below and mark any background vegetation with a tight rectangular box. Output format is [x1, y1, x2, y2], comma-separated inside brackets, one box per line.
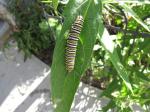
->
[9, 0, 150, 112]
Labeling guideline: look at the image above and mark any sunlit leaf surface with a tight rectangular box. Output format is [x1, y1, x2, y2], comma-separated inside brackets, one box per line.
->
[51, 0, 103, 112]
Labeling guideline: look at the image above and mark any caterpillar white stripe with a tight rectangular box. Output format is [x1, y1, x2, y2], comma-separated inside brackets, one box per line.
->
[66, 15, 84, 72]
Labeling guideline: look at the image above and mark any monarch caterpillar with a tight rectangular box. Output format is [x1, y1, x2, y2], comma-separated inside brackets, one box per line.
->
[66, 15, 84, 73]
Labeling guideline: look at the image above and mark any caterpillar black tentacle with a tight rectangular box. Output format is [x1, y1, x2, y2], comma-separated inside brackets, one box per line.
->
[66, 15, 84, 73]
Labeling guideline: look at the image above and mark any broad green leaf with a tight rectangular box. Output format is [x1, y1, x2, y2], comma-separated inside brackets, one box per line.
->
[51, 0, 103, 112]
[121, 4, 150, 32]
[98, 29, 133, 93]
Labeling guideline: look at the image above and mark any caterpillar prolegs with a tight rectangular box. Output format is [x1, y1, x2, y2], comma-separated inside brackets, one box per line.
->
[65, 15, 84, 73]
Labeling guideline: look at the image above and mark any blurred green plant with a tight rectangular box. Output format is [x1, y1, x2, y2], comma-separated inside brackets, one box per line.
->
[9, 0, 59, 59]
[95, 2, 150, 112]
[50, 0, 150, 112]
[9, 0, 150, 112]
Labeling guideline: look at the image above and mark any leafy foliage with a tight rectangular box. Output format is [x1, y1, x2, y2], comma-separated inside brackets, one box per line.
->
[9, 0, 150, 112]
[51, 0, 150, 112]
[9, 0, 56, 58]
[95, 2, 150, 112]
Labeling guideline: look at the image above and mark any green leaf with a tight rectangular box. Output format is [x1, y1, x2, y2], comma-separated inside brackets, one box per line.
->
[102, 0, 150, 4]
[136, 38, 150, 54]
[51, 0, 103, 112]
[121, 4, 150, 32]
[131, 68, 150, 82]
[98, 29, 133, 93]
[52, 0, 58, 10]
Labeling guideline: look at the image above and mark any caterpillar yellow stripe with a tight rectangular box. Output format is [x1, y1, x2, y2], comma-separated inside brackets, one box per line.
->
[66, 15, 84, 73]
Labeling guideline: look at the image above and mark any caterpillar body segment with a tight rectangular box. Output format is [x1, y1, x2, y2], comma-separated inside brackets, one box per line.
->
[65, 15, 84, 73]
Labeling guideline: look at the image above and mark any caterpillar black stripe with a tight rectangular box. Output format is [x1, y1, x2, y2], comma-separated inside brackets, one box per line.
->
[66, 15, 84, 72]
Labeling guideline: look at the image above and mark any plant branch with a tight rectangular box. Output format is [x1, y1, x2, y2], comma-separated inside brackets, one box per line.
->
[105, 25, 150, 38]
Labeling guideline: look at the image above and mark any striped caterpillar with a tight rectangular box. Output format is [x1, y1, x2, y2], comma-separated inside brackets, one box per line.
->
[65, 15, 84, 73]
